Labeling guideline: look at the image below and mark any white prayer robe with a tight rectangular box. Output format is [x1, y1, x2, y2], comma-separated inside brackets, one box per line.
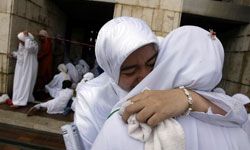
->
[45, 72, 70, 98]
[66, 63, 80, 87]
[12, 36, 38, 106]
[74, 17, 157, 149]
[92, 26, 250, 150]
[38, 88, 73, 114]
[75, 17, 249, 150]
[74, 73, 119, 149]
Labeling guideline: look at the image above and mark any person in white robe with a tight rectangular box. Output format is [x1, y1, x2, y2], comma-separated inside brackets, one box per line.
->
[92, 26, 250, 150]
[235, 93, 250, 142]
[66, 72, 95, 113]
[27, 80, 73, 115]
[75, 59, 89, 81]
[45, 64, 70, 98]
[75, 72, 94, 92]
[66, 62, 80, 88]
[11, 31, 38, 107]
[74, 17, 248, 150]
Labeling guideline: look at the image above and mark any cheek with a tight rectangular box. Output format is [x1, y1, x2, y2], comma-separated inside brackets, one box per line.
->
[118, 75, 137, 91]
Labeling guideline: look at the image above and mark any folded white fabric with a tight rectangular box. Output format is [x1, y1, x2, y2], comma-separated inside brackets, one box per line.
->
[0, 94, 10, 104]
[120, 100, 185, 150]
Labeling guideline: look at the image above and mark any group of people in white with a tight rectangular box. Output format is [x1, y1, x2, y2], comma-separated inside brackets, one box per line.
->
[0, 16, 249, 149]
[0, 30, 95, 116]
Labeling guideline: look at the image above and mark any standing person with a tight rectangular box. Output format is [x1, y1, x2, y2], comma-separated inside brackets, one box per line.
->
[91, 25, 250, 150]
[35, 29, 53, 92]
[74, 17, 248, 149]
[10, 31, 38, 107]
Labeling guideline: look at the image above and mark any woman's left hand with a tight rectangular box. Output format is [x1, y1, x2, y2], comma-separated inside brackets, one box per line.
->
[122, 89, 189, 127]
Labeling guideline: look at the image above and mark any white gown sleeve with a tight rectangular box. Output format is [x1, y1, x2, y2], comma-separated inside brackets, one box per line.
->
[74, 91, 100, 150]
[191, 90, 248, 127]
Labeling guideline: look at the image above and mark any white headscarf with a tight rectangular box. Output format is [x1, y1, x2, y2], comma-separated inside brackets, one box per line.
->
[233, 94, 250, 105]
[39, 29, 49, 37]
[129, 26, 224, 149]
[79, 59, 90, 74]
[57, 64, 67, 73]
[83, 72, 94, 82]
[75, 16, 159, 149]
[93, 26, 248, 149]
[17, 32, 34, 42]
[66, 63, 80, 83]
[95, 16, 158, 84]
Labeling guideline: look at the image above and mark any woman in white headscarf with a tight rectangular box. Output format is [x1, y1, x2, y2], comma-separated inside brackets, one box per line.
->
[74, 17, 248, 150]
[10, 31, 38, 107]
[91, 26, 249, 150]
[66, 62, 80, 88]
[45, 64, 70, 98]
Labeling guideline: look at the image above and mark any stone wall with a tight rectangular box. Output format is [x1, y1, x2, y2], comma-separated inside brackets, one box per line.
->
[220, 24, 250, 97]
[113, 0, 183, 36]
[0, 0, 14, 94]
[0, 0, 67, 94]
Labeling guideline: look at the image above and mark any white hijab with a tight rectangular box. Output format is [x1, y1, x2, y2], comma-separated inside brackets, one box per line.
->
[17, 32, 34, 42]
[93, 26, 248, 149]
[122, 26, 224, 150]
[57, 64, 67, 73]
[95, 16, 158, 84]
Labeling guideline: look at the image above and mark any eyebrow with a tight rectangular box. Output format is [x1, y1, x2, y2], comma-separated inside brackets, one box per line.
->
[120, 51, 158, 71]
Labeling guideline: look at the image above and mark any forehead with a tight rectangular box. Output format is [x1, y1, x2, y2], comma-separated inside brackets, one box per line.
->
[122, 43, 157, 66]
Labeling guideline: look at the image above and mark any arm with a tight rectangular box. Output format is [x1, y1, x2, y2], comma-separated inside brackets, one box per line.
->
[24, 39, 38, 54]
[122, 88, 240, 127]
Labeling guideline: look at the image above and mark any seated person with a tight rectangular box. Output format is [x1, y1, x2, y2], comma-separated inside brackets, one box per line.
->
[45, 64, 70, 98]
[27, 80, 73, 116]
[66, 62, 80, 89]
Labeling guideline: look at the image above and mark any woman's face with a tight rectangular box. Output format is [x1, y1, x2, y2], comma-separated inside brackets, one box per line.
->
[118, 43, 158, 91]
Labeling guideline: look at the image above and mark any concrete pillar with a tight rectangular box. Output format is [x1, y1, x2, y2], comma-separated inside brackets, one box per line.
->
[220, 24, 250, 97]
[114, 0, 183, 36]
[0, 0, 13, 94]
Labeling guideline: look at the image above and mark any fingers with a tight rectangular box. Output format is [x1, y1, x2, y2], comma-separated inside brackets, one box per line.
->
[135, 107, 154, 123]
[122, 101, 144, 122]
[146, 113, 161, 127]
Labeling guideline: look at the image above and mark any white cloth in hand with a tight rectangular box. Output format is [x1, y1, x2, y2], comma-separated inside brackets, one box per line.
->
[120, 100, 185, 150]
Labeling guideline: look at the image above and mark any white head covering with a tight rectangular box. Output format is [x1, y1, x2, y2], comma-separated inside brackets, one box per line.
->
[17, 32, 34, 42]
[57, 64, 67, 73]
[83, 72, 94, 82]
[113, 25, 224, 108]
[74, 17, 159, 149]
[39, 29, 49, 37]
[91, 26, 226, 150]
[95, 16, 158, 84]
[233, 94, 250, 105]
[78, 59, 90, 75]
[66, 63, 80, 83]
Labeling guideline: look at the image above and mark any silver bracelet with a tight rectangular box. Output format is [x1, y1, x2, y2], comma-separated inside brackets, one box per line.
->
[179, 86, 193, 115]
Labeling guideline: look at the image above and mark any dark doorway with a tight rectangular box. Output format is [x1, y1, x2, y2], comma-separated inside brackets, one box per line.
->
[53, 0, 115, 69]
[180, 13, 246, 39]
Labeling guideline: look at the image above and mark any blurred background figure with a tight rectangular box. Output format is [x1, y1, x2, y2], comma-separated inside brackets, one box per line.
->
[34, 29, 53, 99]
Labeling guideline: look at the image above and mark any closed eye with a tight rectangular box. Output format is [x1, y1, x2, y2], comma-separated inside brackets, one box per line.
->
[120, 67, 136, 75]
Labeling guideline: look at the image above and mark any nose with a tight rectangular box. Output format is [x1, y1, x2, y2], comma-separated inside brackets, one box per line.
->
[137, 66, 151, 83]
